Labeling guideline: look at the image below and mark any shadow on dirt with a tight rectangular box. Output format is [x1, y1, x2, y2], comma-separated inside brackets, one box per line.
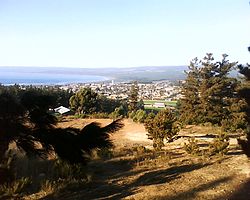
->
[153, 176, 232, 200]
[133, 163, 210, 187]
[227, 178, 250, 200]
[40, 158, 212, 200]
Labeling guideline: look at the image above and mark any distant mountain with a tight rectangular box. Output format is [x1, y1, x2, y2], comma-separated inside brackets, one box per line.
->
[0, 66, 189, 83]
[101, 66, 188, 82]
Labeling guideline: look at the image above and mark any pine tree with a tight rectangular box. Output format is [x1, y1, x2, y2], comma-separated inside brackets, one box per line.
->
[69, 87, 98, 114]
[128, 81, 139, 112]
[179, 57, 202, 124]
[237, 64, 250, 156]
[179, 53, 246, 130]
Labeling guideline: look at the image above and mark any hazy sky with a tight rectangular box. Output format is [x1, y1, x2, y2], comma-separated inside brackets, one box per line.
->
[0, 0, 249, 68]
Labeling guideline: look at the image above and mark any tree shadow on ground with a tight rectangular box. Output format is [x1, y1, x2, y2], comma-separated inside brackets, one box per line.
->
[41, 159, 212, 200]
[132, 163, 210, 187]
[227, 178, 250, 200]
[154, 176, 232, 200]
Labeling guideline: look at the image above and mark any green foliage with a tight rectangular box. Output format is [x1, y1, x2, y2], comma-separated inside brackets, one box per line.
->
[144, 109, 179, 150]
[88, 112, 110, 119]
[69, 87, 128, 116]
[109, 105, 128, 119]
[208, 133, 229, 156]
[128, 81, 140, 112]
[69, 87, 98, 114]
[130, 109, 147, 123]
[184, 138, 201, 156]
[179, 53, 246, 131]
[0, 84, 73, 108]
[236, 64, 250, 157]
[184, 131, 229, 157]
[98, 95, 128, 114]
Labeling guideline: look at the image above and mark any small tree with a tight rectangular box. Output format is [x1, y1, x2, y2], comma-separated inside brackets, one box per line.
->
[144, 109, 179, 150]
[128, 81, 139, 112]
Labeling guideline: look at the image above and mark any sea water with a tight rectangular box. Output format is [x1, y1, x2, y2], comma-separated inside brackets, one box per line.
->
[0, 67, 109, 85]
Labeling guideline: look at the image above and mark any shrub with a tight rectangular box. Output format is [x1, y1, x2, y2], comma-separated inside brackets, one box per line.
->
[184, 137, 201, 156]
[128, 111, 136, 119]
[96, 147, 113, 159]
[53, 159, 87, 180]
[109, 106, 126, 119]
[144, 109, 179, 150]
[131, 109, 147, 123]
[208, 132, 229, 156]
[88, 112, 110, 119]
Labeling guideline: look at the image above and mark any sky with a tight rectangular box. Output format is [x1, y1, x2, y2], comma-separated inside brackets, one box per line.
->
[0, 0, 249, 68]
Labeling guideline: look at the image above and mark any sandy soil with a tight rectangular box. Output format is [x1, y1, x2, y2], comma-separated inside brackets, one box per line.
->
[57, 118, 153, 147]
[43, 117, 250, 200]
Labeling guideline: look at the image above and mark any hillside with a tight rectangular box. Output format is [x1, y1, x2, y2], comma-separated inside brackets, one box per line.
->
[22, 118, 250, 200]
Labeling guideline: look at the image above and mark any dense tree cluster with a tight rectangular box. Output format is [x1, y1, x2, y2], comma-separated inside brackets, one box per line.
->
[69, 87, 128, 116]
[69, 87, 99, 114]
[0, 84, 73, 108]
[178, 53, 247, 131]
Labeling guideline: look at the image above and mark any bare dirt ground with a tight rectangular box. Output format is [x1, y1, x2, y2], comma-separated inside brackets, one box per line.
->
[33, 117, 250, 200]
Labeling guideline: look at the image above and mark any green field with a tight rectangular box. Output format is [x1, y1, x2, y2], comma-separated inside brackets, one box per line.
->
[143, 100, 177, 107]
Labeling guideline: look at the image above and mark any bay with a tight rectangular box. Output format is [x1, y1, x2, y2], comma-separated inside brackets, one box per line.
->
[0, 67, 109, 85]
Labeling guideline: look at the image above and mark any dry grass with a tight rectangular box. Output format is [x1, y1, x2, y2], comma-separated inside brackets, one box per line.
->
[2, 117, 250, 200]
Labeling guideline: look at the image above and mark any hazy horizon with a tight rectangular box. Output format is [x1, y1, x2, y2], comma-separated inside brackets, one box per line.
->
[0, 0, 249, 68]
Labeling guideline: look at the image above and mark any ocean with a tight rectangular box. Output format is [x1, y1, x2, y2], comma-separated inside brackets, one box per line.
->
[0, 67, 109, 85]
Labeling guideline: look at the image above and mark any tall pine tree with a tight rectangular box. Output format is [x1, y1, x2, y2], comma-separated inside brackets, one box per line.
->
[238, 64, 250, 156]
[128, 81, 140, 112]
[179, 53, 246, 130]
[179, 57, 201, 124]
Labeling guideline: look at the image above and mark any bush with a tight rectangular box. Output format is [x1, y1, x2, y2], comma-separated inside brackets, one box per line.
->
[144, 109, 179, 150]
[128, 111, 136, 119]
[184, 138, 201, 156]
[73, 113, 88, 119]
[53, 159, 87, 180]
[88, 112, 110, 119]
[96, 147, 113, 159]
[184, 131, 229, 157]
[131, 109, 147, 123]
[208, 132, 229, 156]
[109, 106, 127, 119]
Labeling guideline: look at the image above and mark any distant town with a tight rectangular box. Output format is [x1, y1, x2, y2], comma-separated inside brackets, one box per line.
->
[59, 80, 182, 102]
